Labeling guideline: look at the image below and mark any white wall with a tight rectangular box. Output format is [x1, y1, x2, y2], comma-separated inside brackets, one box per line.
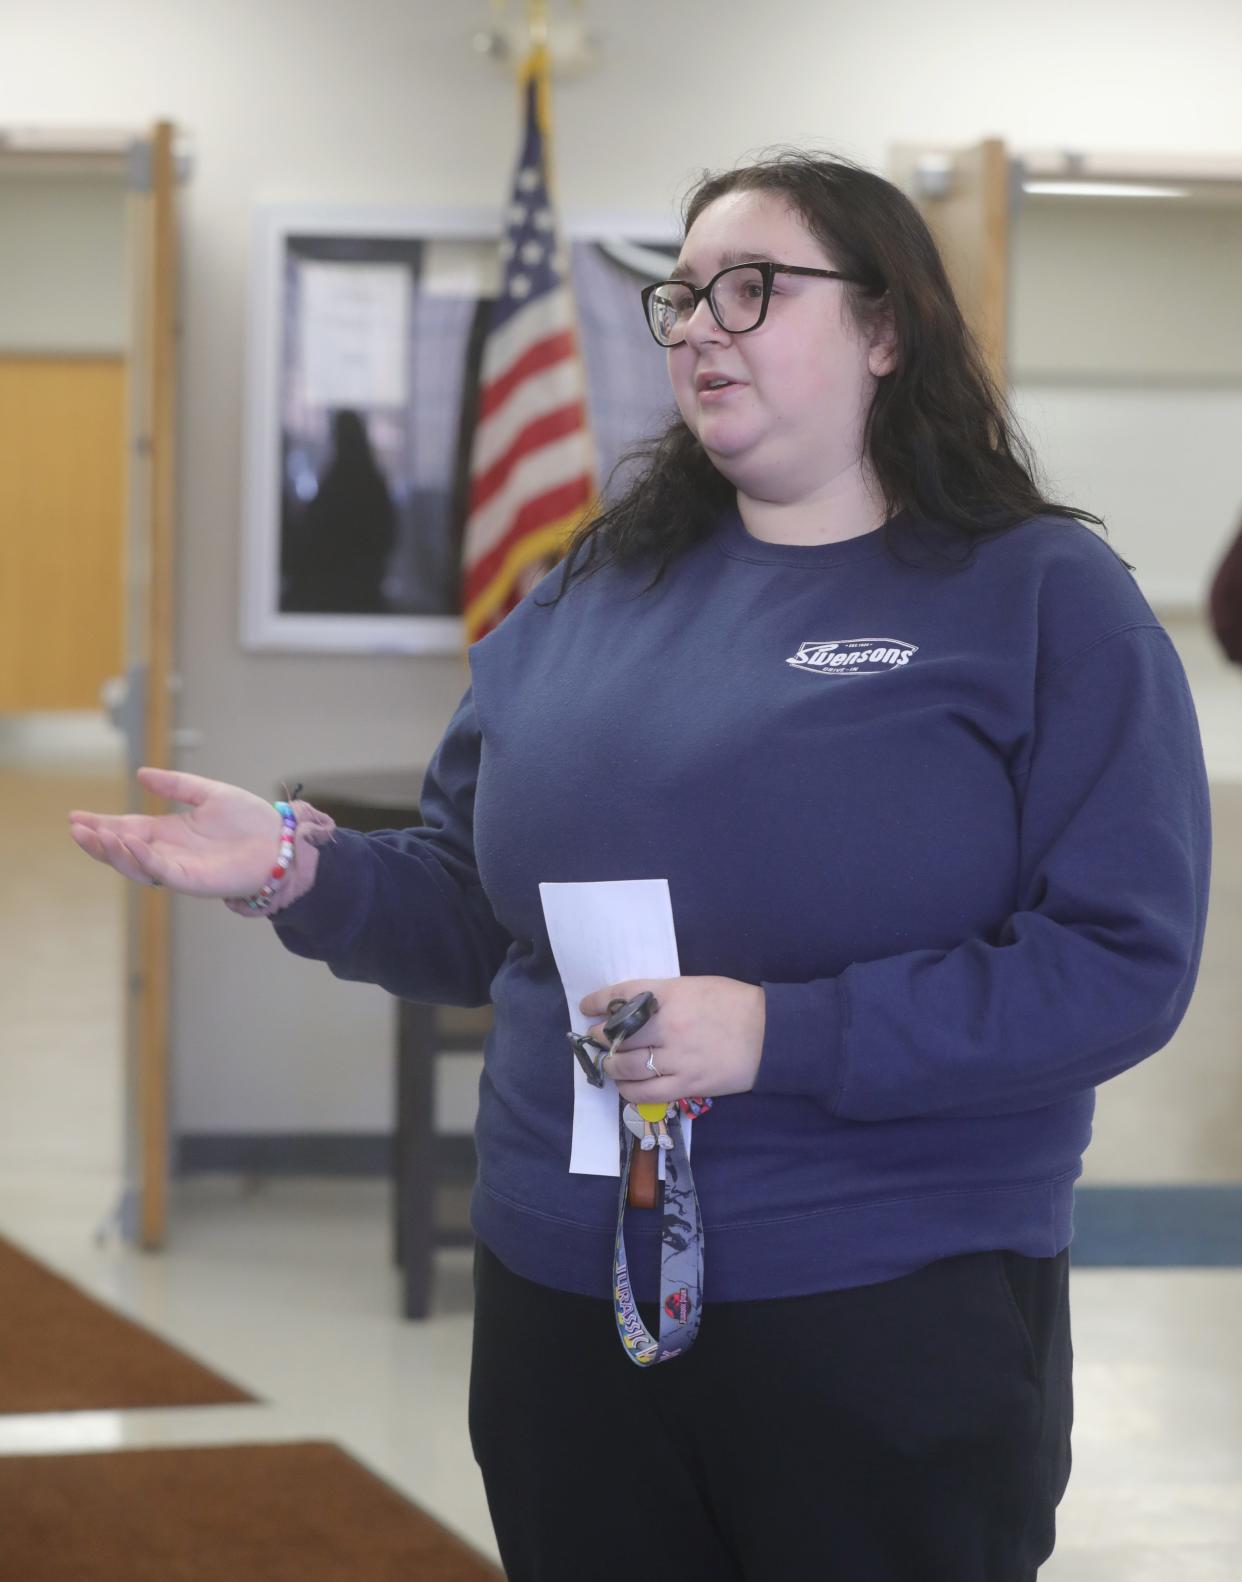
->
[2, 0, 1240, 1141]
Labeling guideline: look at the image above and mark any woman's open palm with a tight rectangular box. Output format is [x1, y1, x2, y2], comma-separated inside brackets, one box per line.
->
[68, 767, 286, 898]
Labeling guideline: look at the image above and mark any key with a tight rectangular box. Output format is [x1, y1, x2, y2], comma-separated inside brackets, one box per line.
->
[566, 992, 659, 1090]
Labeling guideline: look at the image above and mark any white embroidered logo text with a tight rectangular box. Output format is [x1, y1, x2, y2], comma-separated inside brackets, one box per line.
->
[786, 638, 918, 676]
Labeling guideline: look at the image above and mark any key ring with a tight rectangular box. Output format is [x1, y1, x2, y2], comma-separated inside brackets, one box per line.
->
[603, 993, 658, 1044]
[567, 1031, 609, 1087]
[567, 992, 660, 1089]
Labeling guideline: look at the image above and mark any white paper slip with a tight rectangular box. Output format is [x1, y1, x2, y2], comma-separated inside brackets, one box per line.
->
[539, 879, 688, 1178]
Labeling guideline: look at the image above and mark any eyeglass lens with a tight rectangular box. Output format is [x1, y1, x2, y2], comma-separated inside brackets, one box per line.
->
[649, 265, 766, 345]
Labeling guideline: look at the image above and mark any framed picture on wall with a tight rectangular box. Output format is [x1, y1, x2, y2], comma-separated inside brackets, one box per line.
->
[241, 205, 680, 654]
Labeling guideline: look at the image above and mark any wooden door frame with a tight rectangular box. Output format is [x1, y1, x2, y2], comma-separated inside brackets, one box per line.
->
[888, 138, 1014, 390]
[130, 120, 179, 1249]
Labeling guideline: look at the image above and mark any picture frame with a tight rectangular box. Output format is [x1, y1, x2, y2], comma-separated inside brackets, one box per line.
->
[241, 204, 680, 654]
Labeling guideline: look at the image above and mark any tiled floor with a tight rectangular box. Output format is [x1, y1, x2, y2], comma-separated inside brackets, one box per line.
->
[1, 612, 1240, 1578]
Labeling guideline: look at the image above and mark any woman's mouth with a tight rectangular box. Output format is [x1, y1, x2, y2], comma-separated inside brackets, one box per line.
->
[698, 379, 742, 402]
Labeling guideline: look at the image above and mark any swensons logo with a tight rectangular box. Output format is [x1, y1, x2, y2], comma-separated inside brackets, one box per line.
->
[787, 638, 918, 676]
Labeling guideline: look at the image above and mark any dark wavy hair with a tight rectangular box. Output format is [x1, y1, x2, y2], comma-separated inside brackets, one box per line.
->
[538, 148, 1120, 607]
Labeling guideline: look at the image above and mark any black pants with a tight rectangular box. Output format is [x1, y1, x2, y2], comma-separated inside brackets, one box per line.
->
[469, 1240, 1072, 1582]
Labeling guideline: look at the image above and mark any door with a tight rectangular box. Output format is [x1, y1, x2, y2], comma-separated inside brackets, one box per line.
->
[0, 356, 126, 709]
[888, 138, 1015, 388]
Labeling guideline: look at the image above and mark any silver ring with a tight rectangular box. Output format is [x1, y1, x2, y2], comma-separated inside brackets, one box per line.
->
[645, 1049, 662, 1078]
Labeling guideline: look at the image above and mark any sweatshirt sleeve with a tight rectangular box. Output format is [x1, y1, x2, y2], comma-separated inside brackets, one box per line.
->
[269, 684, 512, 1008]
[753, 622, 1213, 1120]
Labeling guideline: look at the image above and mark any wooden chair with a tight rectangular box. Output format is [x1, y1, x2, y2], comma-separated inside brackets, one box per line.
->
[291, 769, 493, 1318]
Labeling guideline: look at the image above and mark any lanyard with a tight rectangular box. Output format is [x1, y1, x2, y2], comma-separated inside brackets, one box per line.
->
[568, 992, 710, 1365]
[611, 1101, 705, 1366]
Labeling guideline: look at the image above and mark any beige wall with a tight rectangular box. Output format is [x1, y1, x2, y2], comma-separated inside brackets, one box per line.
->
[1012, 201, 1242, 381]
[1, 0, 1240, 1142]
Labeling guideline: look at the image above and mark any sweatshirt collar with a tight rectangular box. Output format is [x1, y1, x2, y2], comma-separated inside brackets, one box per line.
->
[713, 504, 903, 567]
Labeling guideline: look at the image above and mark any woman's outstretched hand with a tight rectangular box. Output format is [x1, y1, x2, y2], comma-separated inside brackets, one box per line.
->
[68, 767, 289, 899]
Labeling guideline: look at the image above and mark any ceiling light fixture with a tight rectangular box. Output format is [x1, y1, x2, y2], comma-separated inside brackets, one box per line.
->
[1022, 181, 1189, 199]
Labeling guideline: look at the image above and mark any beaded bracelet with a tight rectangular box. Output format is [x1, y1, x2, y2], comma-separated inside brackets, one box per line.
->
[235, 781, 302, 914]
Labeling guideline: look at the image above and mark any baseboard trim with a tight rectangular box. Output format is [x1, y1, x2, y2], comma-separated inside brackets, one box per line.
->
[1072, 1185, 1242, 1267]
[170, 1152, 1242, 1266]
[176, 1132, 476, 1180]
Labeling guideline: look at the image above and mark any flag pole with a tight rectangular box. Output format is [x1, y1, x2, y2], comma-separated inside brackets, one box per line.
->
[523, 1, 553, 197]
[520, 0, 601, 552]
[459, 0, 599, 649]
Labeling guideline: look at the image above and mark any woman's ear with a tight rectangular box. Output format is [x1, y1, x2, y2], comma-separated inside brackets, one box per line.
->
[869, 342, 897, 377]
[867, 295, 898, 377]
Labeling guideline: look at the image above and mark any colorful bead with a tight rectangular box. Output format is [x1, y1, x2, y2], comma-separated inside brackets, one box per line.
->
[236, 794, 307, 912]
[232, 797, 310, 911]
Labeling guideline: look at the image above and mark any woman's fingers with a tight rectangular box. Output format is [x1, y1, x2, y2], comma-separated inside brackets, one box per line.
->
[68, 824, 105, 863]
[68, 810, 159, 842]
[602, 1046, 669, 1085]
[599, 1045, 690, 1105]
[135, 766, 216, 807]
[116, 833, 173, 886]
[70, 826, 153, 885]
[614, 1077, 681, 1106]
[69, 769, 215, 841]
[93, 831, 149, 886]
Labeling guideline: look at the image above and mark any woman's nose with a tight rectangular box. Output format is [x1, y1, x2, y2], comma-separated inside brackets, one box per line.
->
[681, 293, 727, 347]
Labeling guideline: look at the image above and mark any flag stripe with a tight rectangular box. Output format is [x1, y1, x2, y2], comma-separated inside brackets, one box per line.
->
[478, 290, 575, 386]
[463, 508, 586, 637]
[464, 431, 594, 563]
[469, 401, 588, 517]
[478, 328, 578, 423]
[470, 358, 586, 478]
[466, 482, 593, 614]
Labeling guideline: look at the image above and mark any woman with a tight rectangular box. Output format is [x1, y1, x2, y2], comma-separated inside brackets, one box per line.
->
[69, 151, 1212, 1581]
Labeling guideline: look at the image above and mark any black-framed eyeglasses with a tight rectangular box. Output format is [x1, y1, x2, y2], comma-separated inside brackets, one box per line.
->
[640, 260, 865, 347]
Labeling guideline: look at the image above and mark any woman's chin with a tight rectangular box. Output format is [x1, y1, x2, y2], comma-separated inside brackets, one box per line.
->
[696, 420, 758, 468]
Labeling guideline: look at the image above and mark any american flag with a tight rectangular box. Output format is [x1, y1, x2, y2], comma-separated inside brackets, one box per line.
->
[460, 48, 596, 643]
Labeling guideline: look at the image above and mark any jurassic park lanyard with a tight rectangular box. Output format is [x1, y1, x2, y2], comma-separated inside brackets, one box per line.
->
[569, 992, 712, 1366]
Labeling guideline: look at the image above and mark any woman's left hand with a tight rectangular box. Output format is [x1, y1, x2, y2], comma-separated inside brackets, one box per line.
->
[579, 976, 766, 1104]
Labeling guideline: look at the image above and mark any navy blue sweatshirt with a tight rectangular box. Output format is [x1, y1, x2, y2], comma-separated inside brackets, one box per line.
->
[272, 506, 1212, 1302]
